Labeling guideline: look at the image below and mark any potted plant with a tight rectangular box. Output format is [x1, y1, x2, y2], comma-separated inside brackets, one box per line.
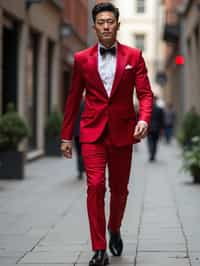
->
[177, 108, 200, 148]
[0, 103, 29, 179]
[45, 109, 63, 156]
[182, 137, 200, 183]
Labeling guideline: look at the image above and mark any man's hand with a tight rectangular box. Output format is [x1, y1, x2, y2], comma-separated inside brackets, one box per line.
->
[133, 121, 148, 140]
[60, 142, 72, 158]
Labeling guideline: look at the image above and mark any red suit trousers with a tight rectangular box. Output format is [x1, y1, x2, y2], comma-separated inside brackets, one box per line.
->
[81, 127, 133, 251]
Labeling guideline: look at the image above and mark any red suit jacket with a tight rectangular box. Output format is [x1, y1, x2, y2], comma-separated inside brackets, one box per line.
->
[61, 42, 153, 146]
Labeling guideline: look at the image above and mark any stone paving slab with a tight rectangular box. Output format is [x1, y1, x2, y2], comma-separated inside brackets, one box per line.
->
[0, 257, 19, 265]
[1, 141, 200, 265]
[77, 251, 135, 264]
[136, 252, 190, 265]
[0, 236, 40, 252]
[19, 264, 74, 266]
[34, 244, 91, 252]
[138, 244, 187, 252]
[77, 265, 134, 266]
[189, 252, 200, 261]
[18, 251, 80, 264]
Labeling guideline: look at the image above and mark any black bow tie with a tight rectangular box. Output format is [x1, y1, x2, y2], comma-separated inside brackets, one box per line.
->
[100, 46, 116, 56]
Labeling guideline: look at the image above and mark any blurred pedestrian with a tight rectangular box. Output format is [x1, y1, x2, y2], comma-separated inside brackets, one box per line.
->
[147, 96, 164, 162]
[74, 99, 85, 179]
[163, 102, 176, 144]
[60, 2, 153, 265]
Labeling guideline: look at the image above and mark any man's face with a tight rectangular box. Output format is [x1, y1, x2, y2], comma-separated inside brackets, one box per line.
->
[93, 11, 120, 46]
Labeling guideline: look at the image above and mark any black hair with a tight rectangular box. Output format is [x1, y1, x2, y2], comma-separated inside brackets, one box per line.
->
[92, 2, 119, 23]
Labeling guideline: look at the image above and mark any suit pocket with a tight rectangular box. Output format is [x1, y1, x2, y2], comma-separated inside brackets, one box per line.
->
[124, 67, 135, 71]
[121, 68, 136, 83]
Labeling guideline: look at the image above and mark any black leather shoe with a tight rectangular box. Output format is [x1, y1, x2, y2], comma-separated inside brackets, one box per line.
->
[89, 250, 109, 266]
[109, 230, 123, 256]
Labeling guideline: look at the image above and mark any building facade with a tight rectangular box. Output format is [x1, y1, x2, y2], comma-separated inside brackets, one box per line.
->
[0, 0, 62, 159]
[0, 0, 89, 159]
[60, 0, 88, 111]
[179, 0, 200, 113]
[112, 0, 165, 98]
[162, 0, 185, 124]
[162, 0, 200, 124]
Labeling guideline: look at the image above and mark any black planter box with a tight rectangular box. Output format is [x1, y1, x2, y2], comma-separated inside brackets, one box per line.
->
[0, 151, 25, 179]
[45, 136, 61, 156]
[191, 166, 200, 184]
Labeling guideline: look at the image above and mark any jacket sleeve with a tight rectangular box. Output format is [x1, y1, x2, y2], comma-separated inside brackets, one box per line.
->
[60, 54, 85, 140]
[135, 51, 154, 125]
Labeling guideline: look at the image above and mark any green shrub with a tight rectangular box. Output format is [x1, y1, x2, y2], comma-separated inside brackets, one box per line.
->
[45, 109, 63, 138]
[177, 108, 200, 148]
[0, 103, 29, 151]
[182, 136, 200, 181]
[183, 137, 200, 168]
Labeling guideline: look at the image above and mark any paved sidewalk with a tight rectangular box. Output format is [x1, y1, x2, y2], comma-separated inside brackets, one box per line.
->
[0, 140, 200, 265]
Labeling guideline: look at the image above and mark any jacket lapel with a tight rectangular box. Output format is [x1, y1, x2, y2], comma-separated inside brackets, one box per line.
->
[87, 44, 108, 98]
[86, 42, 128, 99]
[110, 42, 128, 98]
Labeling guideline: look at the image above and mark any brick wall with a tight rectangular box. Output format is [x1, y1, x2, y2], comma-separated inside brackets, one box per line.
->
[62, 0, 88, 43]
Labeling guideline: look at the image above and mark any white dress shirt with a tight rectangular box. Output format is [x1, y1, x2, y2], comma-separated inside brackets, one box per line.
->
[98, 43, 117, 97]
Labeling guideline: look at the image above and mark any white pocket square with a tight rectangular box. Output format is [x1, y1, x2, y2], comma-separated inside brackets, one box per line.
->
[125, 64, 133, 70]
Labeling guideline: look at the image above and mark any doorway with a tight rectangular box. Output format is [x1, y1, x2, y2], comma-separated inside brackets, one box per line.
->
[2, 20, 18, 113]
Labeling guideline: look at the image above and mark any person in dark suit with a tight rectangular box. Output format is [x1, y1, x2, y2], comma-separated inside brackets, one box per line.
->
[74, 100, 85, 179]
[163, 102, 176, 144]
[147, 97, 164, 162]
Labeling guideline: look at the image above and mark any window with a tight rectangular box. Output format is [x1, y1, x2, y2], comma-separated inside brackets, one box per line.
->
[136, 0, 146, 14]
[135, 34, 146, 52]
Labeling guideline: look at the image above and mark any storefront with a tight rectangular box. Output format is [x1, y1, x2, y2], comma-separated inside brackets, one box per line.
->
[0, 0, 62, 158]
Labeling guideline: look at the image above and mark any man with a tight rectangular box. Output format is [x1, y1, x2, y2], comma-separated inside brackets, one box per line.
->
[147, 96, 164, 162]
[60, 3, 153, 266]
